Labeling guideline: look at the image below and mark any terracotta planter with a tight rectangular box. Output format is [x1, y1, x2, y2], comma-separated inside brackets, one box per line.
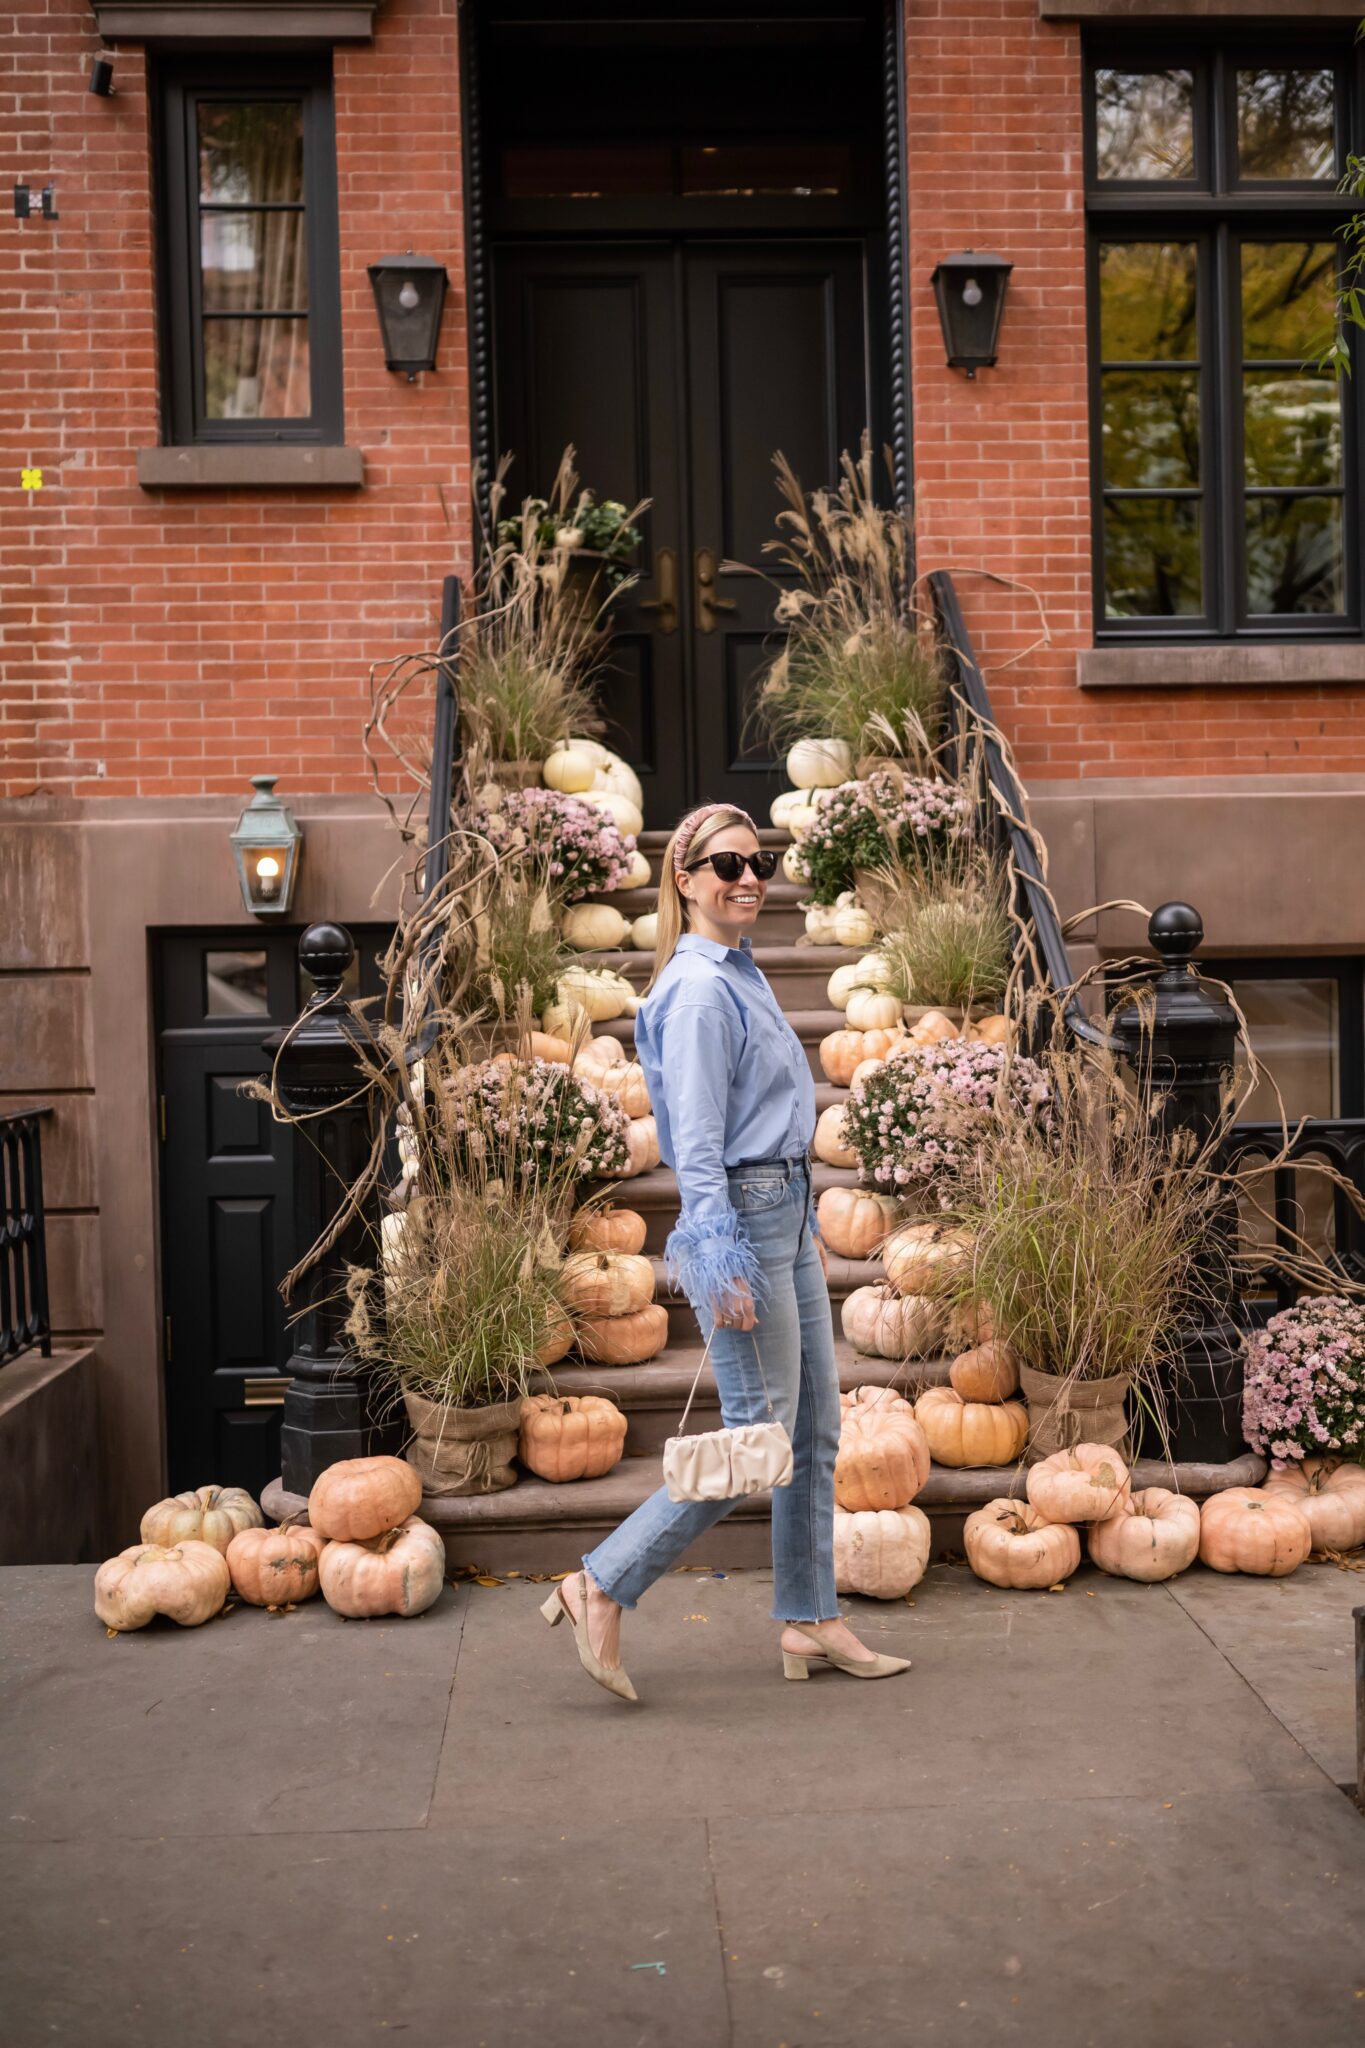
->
[1018, 1363, 1131, 1466]
[403, 1392, 522, 1498]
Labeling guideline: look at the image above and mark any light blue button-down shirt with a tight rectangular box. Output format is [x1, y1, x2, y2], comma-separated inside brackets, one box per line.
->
[634, 932, 816, 1309]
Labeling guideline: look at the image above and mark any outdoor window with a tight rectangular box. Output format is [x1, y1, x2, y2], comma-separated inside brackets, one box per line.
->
[156, 57, 343, 445]
[1085, 42, 1362, 639]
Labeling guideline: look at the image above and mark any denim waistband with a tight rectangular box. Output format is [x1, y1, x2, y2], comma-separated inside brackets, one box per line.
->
[725, 1155, 811, 1183]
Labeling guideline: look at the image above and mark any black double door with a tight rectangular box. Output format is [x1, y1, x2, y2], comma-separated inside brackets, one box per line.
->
[494, 238, 871, 817]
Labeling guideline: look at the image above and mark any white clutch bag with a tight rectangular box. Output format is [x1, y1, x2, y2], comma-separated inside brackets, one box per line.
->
[662, 1329, 794, 1503]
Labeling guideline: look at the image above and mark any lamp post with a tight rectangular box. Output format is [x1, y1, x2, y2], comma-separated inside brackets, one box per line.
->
[230, 775, 302, 917]
[263, 923, 400, 1496]
[931, 250, 1013, 377]
[368, 251, 449, 380]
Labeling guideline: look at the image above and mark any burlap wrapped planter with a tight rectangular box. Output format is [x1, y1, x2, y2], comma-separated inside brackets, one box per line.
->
[403, 1392, 522, 1498]
[1018, 1364, 1131, 1467]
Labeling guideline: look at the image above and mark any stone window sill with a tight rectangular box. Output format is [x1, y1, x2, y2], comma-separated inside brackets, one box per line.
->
[1078, 644, 1365, 690]
[94, 2, 378, 40]
[137, 445, 365, 490]
[1041, 0, 1360, 16]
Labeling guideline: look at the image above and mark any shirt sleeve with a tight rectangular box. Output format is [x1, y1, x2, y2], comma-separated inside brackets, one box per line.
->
[655, 993, 766, 1313]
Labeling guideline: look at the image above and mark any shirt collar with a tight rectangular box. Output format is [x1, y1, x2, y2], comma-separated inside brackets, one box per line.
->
[677, 931, 755, 962]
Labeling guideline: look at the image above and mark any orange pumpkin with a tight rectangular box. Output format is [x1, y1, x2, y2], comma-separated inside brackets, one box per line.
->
[519, 1394, 627, 1482]
[599, 1060, 651, 1119]
[569, 1205, 648, 1256]
[318, 1516, 446, 1618]
[849, 1057, 885, 1089]
[859, 1027, 905, 1063]
[573, 1035, 625, 1082]
[535, 1300, 576, 1367]
[522, 1030, 573, 1064]
[948, 1297, 998, 1350]
[1087, 1487, 1200, 1582]
[558, 1249, 654, 1318]
[835, 1385, 931, 1510]
[1198, 1487, 1312, 1577]
[1026, 1442, 1131, 1525]
[833, 1504, 932, 1599]
[816, 1186, 902, 1259]
[1262, 1457, 1365, 1553]
[949, 1340, 1019, 1403]
[915, 1386, 1028, 1468]
[883, 1221, 970, 1297]
[907, 1009, 960, 1046]
[226, 1521, 326, 1606]
[574, 1301, 670, 1366]
[964, 1498, 1081, 1589]
[841, 1284, 939, 1360]
[307, 1456, 423, 1543]
[819, 1030, 866, 1087]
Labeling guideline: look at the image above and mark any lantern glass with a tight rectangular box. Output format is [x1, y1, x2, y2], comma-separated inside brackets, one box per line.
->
[932, 252, 1013, 376]
[368, 254, 449, 378]
[230, 776, 302, 917]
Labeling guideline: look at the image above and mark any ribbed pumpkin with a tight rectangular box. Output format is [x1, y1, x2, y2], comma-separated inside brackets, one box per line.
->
[569, 1205, 648, 1256]
[841, 1284, 939, 1360]
[307, 1457, 422, 1543]
[535, 1300, 576, 1367]
[561, 902, 629, 952]
[835, 1386, 931, 1510]
[1198, 1487, 1312, 1577]
[972, 1014, 1012, 1046]
[832, 902, 878, 950]
[573, 1034, 626, 1082]
[94, 1540, 231, 1631]
[604, 1114, 660, 1178]
[1262, 1457, 1365, 1552]
[599, 1061, 651, 1119]
[786, 736, 853, 788]
[812, 1103, 857, 1168]
[906, 1009, 961, 1046]
[139, 1484, 265, 1557]
[949, 1340, 1020, 1403]
[883, 1222, 970, 1297]
[226, 1522, 326, 1606]
[519, 1394, 627, 1482]
[964, 1499, 1081, 1590]
[521, 1031, 573, 1064]
[849, 1057, 885, 1089]
[833, 1504, 931, 1599]
[574, 1301, 670, 1366]
[844, 988, 901, 1032]
[816, 1186, 902, 1260]
[914, 1387, 1028, 1468]
[558, 1250, 654, 1318]
[557, 965, 634, 1021]
[1087, 1487, 1201, 1582]
[819, 1030, 867, 1087]
[542, 745, 598, 794]
[1026, 1442, 1131, 1525]
[318, 1516, 446, 1618]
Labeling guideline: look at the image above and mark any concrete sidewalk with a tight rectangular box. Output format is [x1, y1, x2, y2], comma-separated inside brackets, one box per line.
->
[2, 1557, 1362, 2048]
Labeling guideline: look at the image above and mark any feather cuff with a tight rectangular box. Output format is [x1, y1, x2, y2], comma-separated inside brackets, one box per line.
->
[665, 1208, 767, 1312]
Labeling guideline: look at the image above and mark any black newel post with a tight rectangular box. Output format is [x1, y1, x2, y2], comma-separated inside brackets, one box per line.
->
[1112, 902, 1246, 1464]
[264, 922, 400, 1495]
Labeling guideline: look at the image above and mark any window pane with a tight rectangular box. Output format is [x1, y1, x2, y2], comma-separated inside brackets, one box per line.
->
[1237, 68, 1336, 181]
[1103, 370, 1200, 487]
[1099, 242, 1198, 361]
[680, 143, 850, 197]
[204, 317, 311, 419]
[1245, 496, 1344, 615]
[205, 949, 268, 1017]
[1094, 69, 1195, 180]
[1104, 498, 1201, 617]
[1243, 373, 1341, 488]
[500, 144, 673, 198]
[198, 101, 303, 205]
[1241, 242, 1336, 361]
[1232, 977, 1339, 1120]
[201, 210, 308, 313]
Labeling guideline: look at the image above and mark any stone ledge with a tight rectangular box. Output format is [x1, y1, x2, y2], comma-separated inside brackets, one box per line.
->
[1079, 643, 1365, 690]
[1041, 0, 1359, 16]
[94, 1, 379, 39]
[136, 444, 365, 490]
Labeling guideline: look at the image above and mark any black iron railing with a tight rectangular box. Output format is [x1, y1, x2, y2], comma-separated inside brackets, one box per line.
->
[1, 1107, 53, 1367]
[1223, 1118, 1365, 1317]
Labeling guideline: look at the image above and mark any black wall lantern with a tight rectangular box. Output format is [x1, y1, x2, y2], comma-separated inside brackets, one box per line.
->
[931, 250, 1013, 378]
[368, 250, 449, 380]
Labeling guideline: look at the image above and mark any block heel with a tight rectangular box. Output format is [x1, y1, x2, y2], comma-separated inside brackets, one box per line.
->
[540, 1588, 565, 1627]
[782, 1651, 812, 1680]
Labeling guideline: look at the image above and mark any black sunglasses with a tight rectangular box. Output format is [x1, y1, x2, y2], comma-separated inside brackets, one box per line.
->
[684, 849, 779, 882]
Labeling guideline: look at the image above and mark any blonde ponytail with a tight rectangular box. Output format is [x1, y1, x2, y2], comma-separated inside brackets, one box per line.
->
[647, 805, 756, 991]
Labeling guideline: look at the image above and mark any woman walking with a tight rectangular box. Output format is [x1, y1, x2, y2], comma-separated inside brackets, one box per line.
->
[541, 802, 911, 1701]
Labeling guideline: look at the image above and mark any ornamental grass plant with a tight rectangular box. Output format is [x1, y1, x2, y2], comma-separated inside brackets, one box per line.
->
[873, 848, 1013, 1011]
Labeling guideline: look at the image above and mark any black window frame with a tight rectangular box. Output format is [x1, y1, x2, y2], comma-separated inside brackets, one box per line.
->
[1084, 33, 1365, 644]
[154, 52, 345, 448]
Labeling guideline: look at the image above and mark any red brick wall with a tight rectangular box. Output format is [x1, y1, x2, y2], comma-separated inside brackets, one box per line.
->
[0, 0, 469, 802]
[906, 0, 1365, 780]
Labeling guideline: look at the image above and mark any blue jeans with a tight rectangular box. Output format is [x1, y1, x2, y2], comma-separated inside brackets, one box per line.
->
[583, 1158, 841, 1622]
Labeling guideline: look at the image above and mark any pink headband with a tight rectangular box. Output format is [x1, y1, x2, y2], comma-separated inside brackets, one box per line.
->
[672, 803, 760, 875]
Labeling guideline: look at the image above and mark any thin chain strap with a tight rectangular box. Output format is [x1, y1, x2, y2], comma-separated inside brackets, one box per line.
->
[674, 1321, 777, 1437]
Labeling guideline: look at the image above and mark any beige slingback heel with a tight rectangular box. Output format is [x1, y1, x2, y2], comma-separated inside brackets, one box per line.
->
[540, 1572, 639, 1704]
[781, 1622, 911, 1681]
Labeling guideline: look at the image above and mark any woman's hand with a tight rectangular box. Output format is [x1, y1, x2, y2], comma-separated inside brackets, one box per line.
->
[713, 1280, 757, 1332]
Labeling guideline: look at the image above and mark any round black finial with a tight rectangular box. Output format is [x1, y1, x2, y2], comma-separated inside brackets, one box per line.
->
[1149, 901, 1203, 966]
[298, 921, 354, 1003]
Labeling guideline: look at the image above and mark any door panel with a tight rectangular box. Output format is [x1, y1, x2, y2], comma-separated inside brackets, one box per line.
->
[686, 242, 868, 807]
[493, 245, 691, 815]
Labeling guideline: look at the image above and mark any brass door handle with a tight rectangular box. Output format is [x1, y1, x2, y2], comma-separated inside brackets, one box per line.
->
[695, 547, 737, 634]
[638, 546, 679, 635]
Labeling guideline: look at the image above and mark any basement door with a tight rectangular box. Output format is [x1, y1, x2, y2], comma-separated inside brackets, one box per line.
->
[494, 240, 869, 818]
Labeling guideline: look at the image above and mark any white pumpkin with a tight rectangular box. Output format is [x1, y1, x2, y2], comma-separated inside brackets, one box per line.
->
[628, 913, 658, 950]
[771, 788, 817, 830]
[854, 953, 897, 991]
[563, 736, 613, 766]
[786, 737, 853, 789]
[542, 747, 597, 795]
[556, 966, 634, 1021]
[622, 848, 652, 890]
[782, 845, 807, 883]
[842, 1284, 940, 1360]
[785, 802, 822, 837]
[833, 1504, 931, 1599]
[581, 788, 644, 839]
[845, 988, 902, 1031]
[812, 1103, 857, 1168]
[826, 961, 866, 1010]
[833, 903, 877, 950]
[573, 1034, 626, 1082]
[541, 997, 589, 1041]
[805, 902, 842, 945]
[593, 751, 644, 811]
[561, 903, 629, 952]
